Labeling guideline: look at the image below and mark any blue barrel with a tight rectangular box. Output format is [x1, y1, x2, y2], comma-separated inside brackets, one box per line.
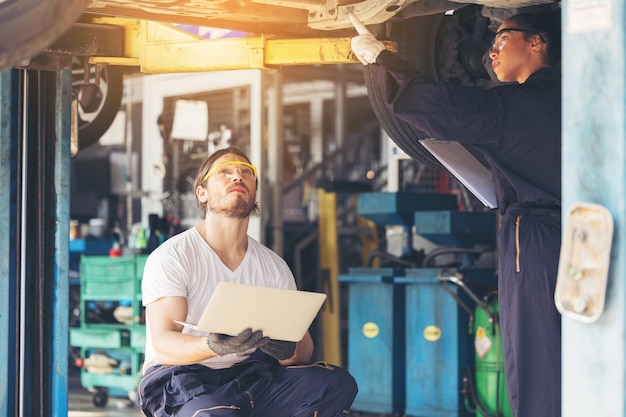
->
[339, 268, 406, 414]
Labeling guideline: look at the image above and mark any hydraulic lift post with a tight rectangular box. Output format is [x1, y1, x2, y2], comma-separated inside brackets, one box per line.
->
[562, 1, 626, 415]
[0, 67, 72, 416]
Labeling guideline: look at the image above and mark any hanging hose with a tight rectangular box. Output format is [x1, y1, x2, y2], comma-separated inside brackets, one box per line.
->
[366, 249, 420, 268]
[438, 270, 493, 317]
[422, 246, 487, 267]
[463, 366, 502, 417]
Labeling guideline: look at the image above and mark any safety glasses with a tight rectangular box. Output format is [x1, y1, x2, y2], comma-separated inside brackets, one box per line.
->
[202, 161, 258, 183]
[491, 28, 545, 53]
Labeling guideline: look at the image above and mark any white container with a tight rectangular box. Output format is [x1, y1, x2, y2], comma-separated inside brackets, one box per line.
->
[88, 218, 107, 238]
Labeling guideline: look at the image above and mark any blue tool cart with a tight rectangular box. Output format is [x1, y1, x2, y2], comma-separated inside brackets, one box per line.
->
[69, 255, 148, 408]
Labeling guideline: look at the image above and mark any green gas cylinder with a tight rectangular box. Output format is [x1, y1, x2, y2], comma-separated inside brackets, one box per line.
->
[472, 294, 513, 417]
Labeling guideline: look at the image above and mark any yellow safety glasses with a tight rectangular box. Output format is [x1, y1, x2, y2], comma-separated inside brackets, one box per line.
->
[202, 161, 258, 183]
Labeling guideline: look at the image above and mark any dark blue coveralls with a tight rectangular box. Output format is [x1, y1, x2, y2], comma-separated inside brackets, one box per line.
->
[370, 50, 562, 417]
[138, 350, 358, 416]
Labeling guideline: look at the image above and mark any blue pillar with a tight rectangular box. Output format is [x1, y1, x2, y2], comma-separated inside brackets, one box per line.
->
[562, 1, 626, 415]
[0, 69, 15, 417]
[0, 67, 71, 415]
[0, 69, 23, 416]
[52, 67, 71, 417]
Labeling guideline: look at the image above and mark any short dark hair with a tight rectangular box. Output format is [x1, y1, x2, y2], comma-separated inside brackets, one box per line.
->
[508, 11, 561, 68]
[194, 147, 260, 217]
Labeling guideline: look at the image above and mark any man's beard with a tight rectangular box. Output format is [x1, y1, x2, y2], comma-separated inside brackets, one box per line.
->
[207, 195, 255, 219]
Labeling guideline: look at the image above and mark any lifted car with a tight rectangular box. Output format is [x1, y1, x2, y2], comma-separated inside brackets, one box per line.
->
[0, 0, 559, 162]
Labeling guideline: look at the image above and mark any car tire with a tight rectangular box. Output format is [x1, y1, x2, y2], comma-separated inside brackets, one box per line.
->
[72, 58, 124, 149]
[363, 13, 444, 169]
[0, 0, 88, 70]
[363, 8, 493, 170]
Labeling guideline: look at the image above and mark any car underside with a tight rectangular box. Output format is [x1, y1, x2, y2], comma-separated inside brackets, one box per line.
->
[2, 0, 559, 70]
[81, 0, 557, 34]
[0, 0, 560, 164]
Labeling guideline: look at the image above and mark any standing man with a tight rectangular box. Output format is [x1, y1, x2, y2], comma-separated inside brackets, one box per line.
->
[351, 11, 562, 417]
[138, 146, 357, 417]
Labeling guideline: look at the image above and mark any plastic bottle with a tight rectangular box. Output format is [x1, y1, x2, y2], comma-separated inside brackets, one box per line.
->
[135, 227, 147, 253]
[147, 214, 162, 253]
[109, 242, 122, 257]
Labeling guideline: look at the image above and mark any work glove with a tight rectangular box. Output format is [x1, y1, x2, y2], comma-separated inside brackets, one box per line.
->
[260, 339, 297, 361]
[349, 13, 386, 65]
[207, 328, 269, 356]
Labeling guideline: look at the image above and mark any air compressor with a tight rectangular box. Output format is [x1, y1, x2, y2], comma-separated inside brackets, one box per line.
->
[439, 270, 513, 417]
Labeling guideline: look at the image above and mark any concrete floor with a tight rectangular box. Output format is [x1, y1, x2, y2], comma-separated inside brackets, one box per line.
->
[68, 372, 144, 417]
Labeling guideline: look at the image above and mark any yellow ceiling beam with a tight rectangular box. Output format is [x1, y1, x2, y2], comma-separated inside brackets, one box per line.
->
[87, 18, 396, 72]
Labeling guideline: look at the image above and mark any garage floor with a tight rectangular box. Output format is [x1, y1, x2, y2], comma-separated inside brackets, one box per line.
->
[69, 372, 143, 417]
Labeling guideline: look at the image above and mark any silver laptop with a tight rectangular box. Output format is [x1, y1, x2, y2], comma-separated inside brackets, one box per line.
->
[176, 282, 327, 342]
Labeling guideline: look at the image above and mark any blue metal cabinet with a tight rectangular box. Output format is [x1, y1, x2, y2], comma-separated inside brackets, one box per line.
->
[339, 268, 406, 414]
[397, 268, 497, 417]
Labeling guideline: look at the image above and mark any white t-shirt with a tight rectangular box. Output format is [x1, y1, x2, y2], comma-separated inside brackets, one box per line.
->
[142, 227, 297, 372]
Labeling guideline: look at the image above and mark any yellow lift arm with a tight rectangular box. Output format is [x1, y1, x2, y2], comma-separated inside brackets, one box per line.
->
[83, 17, 395, 72]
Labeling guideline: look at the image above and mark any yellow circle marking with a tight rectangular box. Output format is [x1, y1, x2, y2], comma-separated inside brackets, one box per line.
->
[423, 325, 442, 342]
[362, 322, 379, 338]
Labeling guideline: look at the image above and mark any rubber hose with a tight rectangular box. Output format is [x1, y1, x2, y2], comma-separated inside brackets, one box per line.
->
[464, 365, 500, 417]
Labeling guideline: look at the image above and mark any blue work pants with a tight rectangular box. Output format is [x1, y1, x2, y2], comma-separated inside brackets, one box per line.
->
[139, 352, 357, 417]
[498, 207, 561, 417]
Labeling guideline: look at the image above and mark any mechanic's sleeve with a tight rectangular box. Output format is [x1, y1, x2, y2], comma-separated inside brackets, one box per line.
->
[370, 50, 505, 146]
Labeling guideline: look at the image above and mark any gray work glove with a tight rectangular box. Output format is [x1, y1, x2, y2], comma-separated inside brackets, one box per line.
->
[260, 339, 297, 361]
[207, 328, 269, 356]
[349, 13, 386, 65]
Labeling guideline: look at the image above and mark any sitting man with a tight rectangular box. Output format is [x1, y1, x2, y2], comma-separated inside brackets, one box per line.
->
[138, 146, 358, 417]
